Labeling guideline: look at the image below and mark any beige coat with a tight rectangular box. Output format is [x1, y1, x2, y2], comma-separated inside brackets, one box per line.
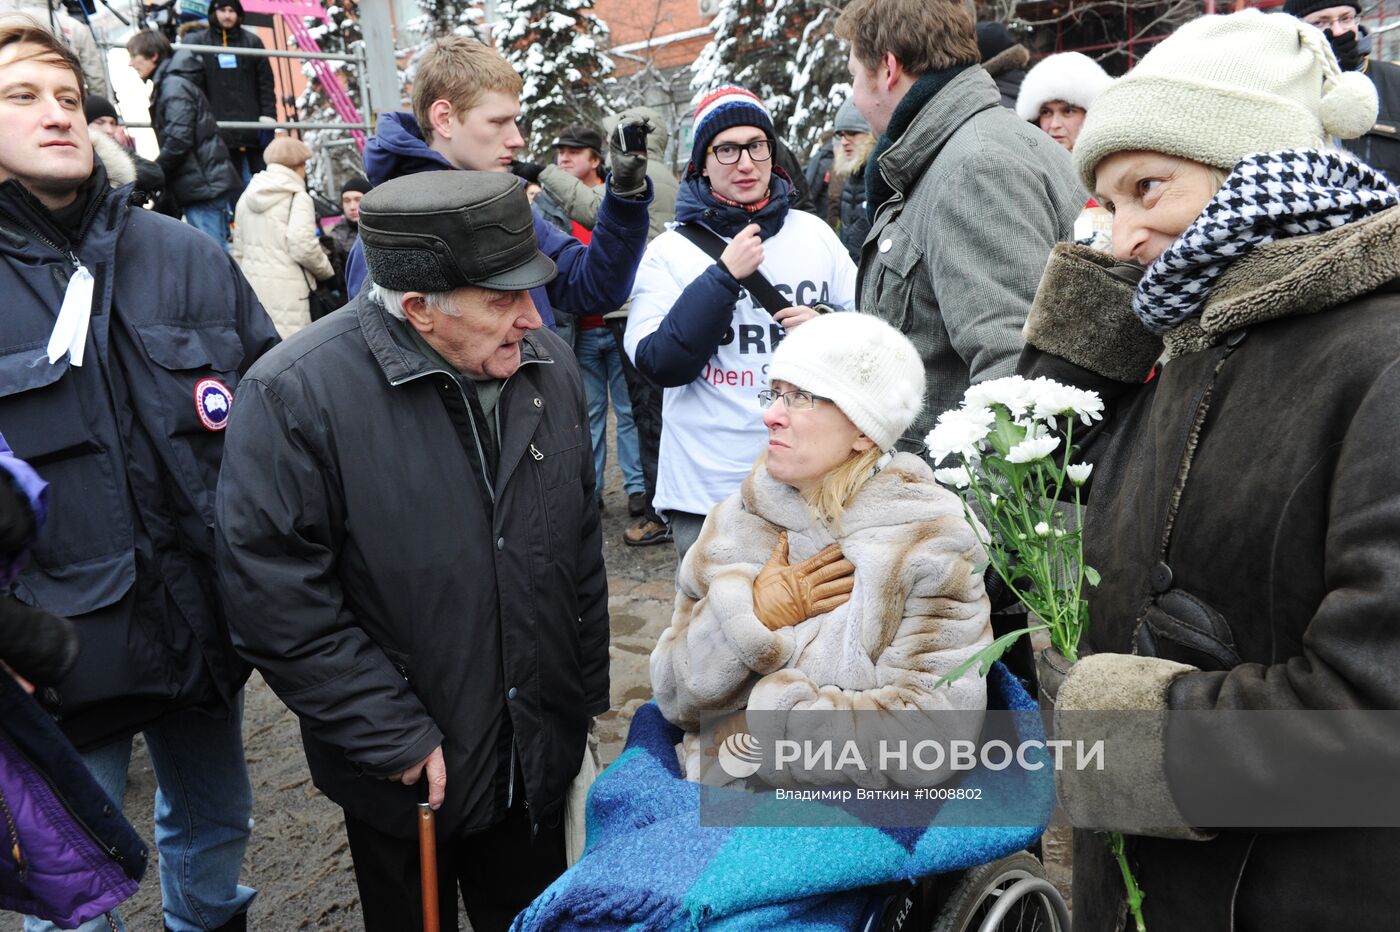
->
[232, 164, 333, 338]
[650, 452, 993, 786]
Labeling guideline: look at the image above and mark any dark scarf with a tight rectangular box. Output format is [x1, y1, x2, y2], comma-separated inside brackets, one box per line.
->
[1134, 148, 1399, 335]
[674, 170, 794, 239]
[865, 65, 969, 222]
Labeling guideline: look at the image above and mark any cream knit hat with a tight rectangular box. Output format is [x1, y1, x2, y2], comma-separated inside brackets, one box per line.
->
[767, 313, 924, 452]
[1073, 9, 1379, 191]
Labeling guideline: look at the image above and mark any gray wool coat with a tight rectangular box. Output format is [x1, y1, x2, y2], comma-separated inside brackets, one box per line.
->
[858, 66, 1082, 449]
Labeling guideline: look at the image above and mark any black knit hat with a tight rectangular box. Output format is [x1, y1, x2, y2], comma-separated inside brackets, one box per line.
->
[1283, 0, 1360, 19]
[83, 95, 119, 125]
[340, 175, 371, 198]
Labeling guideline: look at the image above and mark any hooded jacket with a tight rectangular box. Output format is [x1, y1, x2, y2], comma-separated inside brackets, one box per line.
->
[147, 51, 239, 208]
[232, 164, 335, 338]
[341, 111, 651, 330]
[1020, 207, 1400, 931]
[181, 0, 278, 152]
[859, 66, 1082, 449]
[651, 453, 993, 784]
[215, 293, 608, 840]
[0, 143, 278, 749]
[622, 173, 857, 517]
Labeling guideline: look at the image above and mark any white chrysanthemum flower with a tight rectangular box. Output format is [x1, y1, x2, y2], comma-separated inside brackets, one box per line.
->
[965, 375, 1037, 419]
[989, 493, 999, 506]
[1006, 434, 1061, 463]
[925, 406, 994, 464]
[1035, 521, 1050, 536]
[934, 467, 971, 489]
[1066, 462, 1093, 485]
[1029, 378, 1105, 425]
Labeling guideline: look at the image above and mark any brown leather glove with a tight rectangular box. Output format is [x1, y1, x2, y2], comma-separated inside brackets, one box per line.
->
[752, 531, 855, 631]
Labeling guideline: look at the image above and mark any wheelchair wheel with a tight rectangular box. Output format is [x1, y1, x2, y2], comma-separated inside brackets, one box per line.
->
[928, 852, 1069, 932]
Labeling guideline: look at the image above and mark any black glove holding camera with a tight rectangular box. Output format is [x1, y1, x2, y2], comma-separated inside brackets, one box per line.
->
[608, 116, 653, 199]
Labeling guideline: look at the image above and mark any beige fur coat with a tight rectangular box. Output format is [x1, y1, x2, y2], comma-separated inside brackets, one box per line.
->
[650, 452, 993, 785]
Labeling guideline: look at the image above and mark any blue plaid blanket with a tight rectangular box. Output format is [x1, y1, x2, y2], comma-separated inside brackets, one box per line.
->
[513, 664, 1053, 930]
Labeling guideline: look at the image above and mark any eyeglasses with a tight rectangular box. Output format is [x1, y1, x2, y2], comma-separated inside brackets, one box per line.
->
[1306, 10, 1356, 31]
[757, 388, 830, 410]
[707, 139, 773, 165]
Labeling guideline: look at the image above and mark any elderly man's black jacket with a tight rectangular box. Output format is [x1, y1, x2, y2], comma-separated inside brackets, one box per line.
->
[215, 294, 608, 839]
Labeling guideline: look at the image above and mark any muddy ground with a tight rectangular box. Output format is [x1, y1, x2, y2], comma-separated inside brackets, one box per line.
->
[15, 448, 1070, 931]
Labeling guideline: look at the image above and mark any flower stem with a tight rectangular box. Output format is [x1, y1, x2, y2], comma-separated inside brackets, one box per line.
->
[1108, 831, 1147, 932]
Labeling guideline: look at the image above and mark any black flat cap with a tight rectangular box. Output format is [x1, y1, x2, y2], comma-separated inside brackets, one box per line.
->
[358, 171, 556, 293]
[553, 124, 605, 153]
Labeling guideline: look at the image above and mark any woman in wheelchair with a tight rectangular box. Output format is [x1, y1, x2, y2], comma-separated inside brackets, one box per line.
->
[514, 314, 1065, 931]
[649, 312, 994, 784]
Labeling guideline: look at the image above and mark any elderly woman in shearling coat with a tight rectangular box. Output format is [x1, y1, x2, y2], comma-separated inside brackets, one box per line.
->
[650, 312, 993, 787]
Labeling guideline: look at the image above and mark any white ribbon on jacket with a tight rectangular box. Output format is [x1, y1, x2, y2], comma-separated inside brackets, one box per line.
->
[45, 264, 95, 367]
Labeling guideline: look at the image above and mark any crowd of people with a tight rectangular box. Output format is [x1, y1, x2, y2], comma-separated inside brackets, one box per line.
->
[1, 0, 1399, 930]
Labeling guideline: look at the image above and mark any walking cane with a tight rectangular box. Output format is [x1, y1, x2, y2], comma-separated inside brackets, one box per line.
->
[418, 781, 440, 932]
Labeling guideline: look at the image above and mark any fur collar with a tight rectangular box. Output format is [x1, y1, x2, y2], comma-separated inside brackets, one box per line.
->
[1163, 205, 1400, 358]
[90, 132, 136, 190]
[983, 44, 1030, 78]
[738, 452, 961, 541]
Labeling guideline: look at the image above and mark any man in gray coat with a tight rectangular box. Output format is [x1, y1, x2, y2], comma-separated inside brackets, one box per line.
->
[835, 0, 1083, 451]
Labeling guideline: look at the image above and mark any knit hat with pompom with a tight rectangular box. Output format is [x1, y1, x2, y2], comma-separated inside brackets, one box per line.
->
[767, 313, 925, 453]
[1073, 9, 1379, 191]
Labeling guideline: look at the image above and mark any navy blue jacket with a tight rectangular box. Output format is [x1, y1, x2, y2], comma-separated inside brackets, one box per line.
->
[343, 112, 650, 329]
[0, 162, 278, 748]
[631, 172, 793, 387]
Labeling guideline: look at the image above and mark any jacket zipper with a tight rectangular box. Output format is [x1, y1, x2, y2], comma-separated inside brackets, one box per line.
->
[391, 356, 550, 814]
[1, 731, 130, 869]
[0, 784, 23, 879]
[0, 189, 106, 270]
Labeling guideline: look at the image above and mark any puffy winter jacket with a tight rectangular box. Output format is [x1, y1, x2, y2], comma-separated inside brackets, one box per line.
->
[232, 164, 335, 338]
[0, 442, 147, 927]
[147, 51, 239, 208]
[0, 150, 278, 748]
[182, 0, 277, 152]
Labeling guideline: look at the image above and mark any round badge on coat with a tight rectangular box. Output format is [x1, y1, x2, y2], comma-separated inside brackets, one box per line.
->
[194, 378, 233, 431]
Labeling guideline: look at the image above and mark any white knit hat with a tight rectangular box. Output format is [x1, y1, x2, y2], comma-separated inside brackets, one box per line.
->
[767, 313, 924, 452]
[1015, 52, 1114, 122]
[1073, 9, 1379, 191]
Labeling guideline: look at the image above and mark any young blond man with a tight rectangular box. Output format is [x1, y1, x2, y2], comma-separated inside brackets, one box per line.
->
[342, 36, 652, 331]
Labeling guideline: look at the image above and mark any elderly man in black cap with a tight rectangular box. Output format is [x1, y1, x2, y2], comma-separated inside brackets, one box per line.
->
[214, 170, 607, 932]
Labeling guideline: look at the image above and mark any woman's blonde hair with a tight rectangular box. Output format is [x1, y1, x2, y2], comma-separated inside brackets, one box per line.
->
[264, 136, 313, 168]
[756, 445, 883, 532]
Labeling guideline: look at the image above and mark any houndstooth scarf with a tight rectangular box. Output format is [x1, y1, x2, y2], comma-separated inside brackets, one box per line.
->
[1134, 148, 1400, 335]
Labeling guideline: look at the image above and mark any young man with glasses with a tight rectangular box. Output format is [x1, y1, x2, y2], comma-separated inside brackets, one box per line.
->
[1285, 0, 1400, 182]
[624, 86, 857, 562]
